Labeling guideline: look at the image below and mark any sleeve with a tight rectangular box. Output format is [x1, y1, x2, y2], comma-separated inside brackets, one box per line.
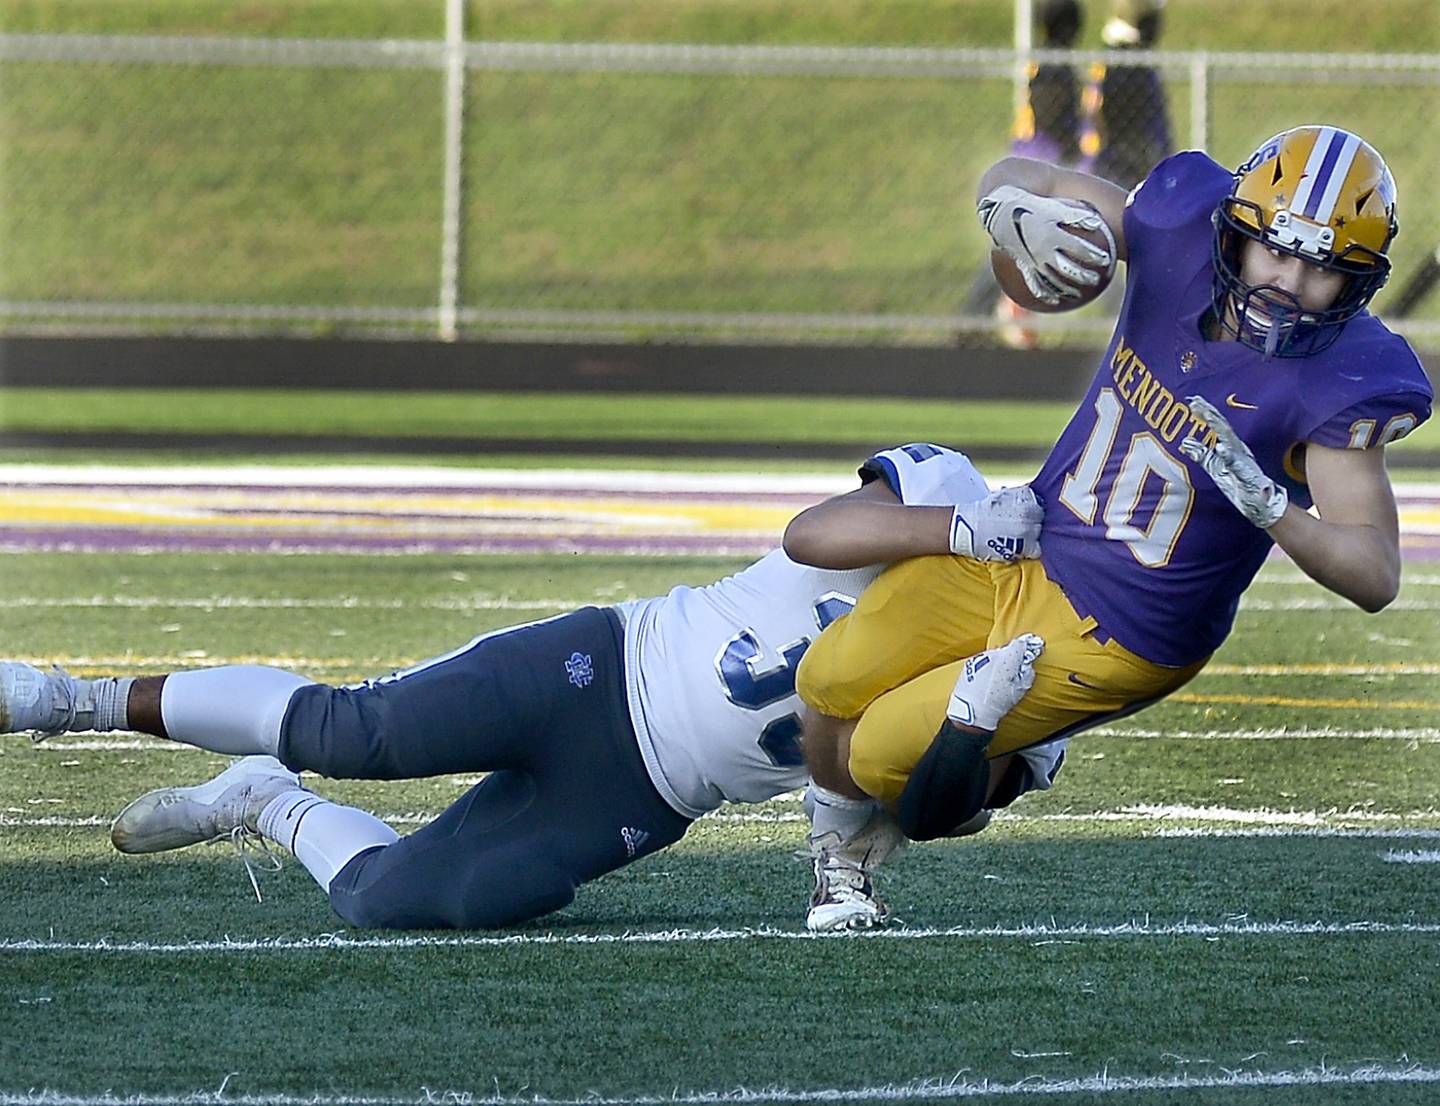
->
[1305, 390, 1432, 450]
[858, 443, 990, 507]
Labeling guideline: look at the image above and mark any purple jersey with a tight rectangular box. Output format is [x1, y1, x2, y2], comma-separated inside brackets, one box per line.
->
[1030, 151, 1433, 666]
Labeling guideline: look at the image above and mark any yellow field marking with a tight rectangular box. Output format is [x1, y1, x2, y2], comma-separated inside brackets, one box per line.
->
[1206, 662, 1440, 676]
[0, 488, 796, 537]
[1172, 692, 1440, 711]
[2, 484, 1433, 541]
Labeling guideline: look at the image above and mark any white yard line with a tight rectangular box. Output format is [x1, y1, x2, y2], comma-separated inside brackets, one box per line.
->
[9, 810, 1440, 836]
[3, 920, 1440, 954]
[2, 567, 1439, 618]
[1239, 598, 1440, 611]
[1025, 804, 1440, 825]
[1201, 662, 1440, 675]
[3, 1064, 1440, 1104]
[0, 463, 858, 495]
[28, 727, 1440, 753]
[6, 595, 1440, 615]
[1381, 849, 1440, 863]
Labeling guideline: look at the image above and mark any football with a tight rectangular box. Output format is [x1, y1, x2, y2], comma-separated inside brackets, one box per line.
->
[991, 217, 1116, 313]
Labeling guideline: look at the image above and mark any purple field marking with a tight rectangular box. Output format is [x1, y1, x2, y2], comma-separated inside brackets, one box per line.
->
[3, 477, 1437, 559]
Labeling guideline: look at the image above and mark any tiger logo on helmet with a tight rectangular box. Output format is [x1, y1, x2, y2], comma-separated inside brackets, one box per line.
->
[1211, 124, 1398, 357]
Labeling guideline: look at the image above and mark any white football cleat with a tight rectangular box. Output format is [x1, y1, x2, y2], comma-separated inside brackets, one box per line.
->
[0, 661, 82, 738]
[111, 755, 302, 855]
[807, 850, 889, 932]
[805, 810, 907, 933]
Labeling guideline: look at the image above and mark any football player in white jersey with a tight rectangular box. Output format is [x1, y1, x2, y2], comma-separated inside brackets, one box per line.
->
[0, 446, 1059, 931]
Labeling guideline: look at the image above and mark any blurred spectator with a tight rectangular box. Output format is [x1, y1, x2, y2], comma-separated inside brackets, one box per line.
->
[963, 0, 1085, 343]
[1079, 0, 1173, 189]
[1013, 0, 1085, 166]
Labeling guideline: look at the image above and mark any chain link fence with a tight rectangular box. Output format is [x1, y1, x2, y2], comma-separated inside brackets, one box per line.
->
[2, 32, 1438, 347]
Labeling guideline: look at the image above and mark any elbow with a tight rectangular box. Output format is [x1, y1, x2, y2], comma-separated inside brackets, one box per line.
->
[1358, 580, 1399, 614]
[1354, 566, 1400, 614]
[782, 510, 827, 567]
[976, 156, 1054, 203]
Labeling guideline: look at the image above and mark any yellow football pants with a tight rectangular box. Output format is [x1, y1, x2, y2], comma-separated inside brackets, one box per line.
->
[795, 555, 1207, 804]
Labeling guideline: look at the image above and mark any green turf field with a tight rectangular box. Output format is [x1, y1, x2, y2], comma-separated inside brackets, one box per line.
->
[2, 540, 1438, 1102]
[3, 388, 1438, 465]
[0, 389, 1075, 447]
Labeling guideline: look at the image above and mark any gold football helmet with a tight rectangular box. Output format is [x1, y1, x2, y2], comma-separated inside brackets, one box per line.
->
[1212, 125, 1398, 356]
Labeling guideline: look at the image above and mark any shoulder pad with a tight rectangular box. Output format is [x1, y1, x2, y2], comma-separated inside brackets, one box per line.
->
[860, 444, 989, 507]
[1126, 151, 1232, 232]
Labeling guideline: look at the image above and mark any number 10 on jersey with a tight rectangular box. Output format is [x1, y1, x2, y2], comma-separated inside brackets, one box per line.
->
[1059, 388, 1195, 568]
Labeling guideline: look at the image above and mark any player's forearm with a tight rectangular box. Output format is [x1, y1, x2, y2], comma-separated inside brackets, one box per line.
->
[976, 156, 1063, 203]
[783, 501, 952, 569]
[1267, 506, 1401, 613]
[976, 157, 1128, 249]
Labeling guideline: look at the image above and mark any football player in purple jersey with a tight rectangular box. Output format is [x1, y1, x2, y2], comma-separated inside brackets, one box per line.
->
[792, 125, 1432, 851]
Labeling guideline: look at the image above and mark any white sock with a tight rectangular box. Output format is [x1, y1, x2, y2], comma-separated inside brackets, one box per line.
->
[75, 676, 135, 732]
[257, 791, 399, 892]
[805, 783, 879, 846]
[160, 666, 315, 756]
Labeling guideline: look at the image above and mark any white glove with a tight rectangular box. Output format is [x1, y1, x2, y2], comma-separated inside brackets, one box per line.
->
[1180, 396, 1289, 529]
[949, 486, 1044, 562]
[947, 633, 1045, 733]
[977, 184, 1116, 306]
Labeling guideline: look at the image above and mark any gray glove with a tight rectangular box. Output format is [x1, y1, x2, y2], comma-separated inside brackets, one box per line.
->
[1180, 396, 1289, 529]
[949, 486, 1044, 561]
[977, 184, 1116, 306]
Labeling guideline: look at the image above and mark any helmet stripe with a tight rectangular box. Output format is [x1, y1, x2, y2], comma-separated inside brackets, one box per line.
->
[1312, 132, 1363, 225]
[1288, 127, 1334, 219]
[1301, 129, 1360, 224]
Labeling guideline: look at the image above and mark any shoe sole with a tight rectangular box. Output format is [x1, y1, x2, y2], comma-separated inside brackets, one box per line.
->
[806, 906, 890, 933]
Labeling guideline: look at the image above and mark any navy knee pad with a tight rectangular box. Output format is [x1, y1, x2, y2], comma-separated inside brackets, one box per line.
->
[896, 720, 991, 841]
